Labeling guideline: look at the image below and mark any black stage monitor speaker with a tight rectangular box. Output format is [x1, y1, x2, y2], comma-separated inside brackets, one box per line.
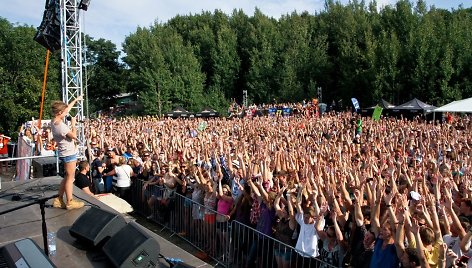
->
[0, 238, 56, 268]
[32, 157, 64, 178]
[69, 207, 127, 247]
[103, 221, 160, 268]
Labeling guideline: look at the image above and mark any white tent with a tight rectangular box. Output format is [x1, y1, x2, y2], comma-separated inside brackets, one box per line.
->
[434, 97, 472, 113]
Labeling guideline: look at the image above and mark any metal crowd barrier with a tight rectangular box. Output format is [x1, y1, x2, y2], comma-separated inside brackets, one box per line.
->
[0, 155, 60, 189]
[130, 180, 336, 268]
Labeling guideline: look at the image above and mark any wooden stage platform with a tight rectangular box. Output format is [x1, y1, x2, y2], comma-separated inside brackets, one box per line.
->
[0, 176, 209, 267]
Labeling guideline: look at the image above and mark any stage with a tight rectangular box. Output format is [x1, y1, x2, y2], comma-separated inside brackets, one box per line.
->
[0, 176, 210, 267]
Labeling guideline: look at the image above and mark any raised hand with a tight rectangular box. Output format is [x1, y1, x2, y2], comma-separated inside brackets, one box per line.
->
[353, 189, 362, 201]
[384, 191, 395, 206]
[411, 218, 420, 234]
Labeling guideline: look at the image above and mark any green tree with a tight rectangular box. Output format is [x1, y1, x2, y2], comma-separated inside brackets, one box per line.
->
[0, 18, 60, 137]
[83, 36, 126, 112]
[245, 9, 281, 103]
[124, 24, 206, 114]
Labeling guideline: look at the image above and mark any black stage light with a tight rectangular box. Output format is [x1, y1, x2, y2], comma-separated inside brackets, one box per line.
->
[34, 0, 61, 51]
[78, 0, 91, 11]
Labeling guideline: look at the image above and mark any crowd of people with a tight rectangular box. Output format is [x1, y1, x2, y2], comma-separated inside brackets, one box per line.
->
[228, 99, 321, 118]
[68, 108, 471, 268]
[17, 99, 472, 267]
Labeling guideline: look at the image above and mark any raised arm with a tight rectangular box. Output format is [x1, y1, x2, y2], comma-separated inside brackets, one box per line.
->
[371, 182, 384, 238]
[426, 194, 443, 243]
[247, 177, 261, 200]
[63, 95, 83, 116]
[444, 187, 466, 239]
[274, 186, 287, 218]
[460, 225, 472, 253]
[294, 183, 304, 215]
[353, 188, 364, 227]
[286, 192, 296, 230]
[411, 219, 431, 268]
[332, 212, 348, 250]
[383, 191, 398, 228]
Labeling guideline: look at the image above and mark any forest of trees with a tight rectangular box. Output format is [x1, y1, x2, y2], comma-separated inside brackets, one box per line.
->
[1, 0, 471, 137]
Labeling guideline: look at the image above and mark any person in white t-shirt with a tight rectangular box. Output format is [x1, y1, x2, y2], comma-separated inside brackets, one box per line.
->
[293, 184, 325, 267]
[442, 196, 470, 268]
[105, 156, 134, 203]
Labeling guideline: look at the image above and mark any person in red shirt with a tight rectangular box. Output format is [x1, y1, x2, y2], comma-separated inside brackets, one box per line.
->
[446, 113, 454, 124]
[0, 134, 11, 174]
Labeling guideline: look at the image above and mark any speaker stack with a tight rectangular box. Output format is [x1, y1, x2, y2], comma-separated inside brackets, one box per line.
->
[69, 207, 163, 268]
[34, 0, 62, 52]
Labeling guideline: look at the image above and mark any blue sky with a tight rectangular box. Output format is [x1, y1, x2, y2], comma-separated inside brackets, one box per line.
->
[2, 0, 470, 51]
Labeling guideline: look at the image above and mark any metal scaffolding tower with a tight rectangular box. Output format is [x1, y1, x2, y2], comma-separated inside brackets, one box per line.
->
[60, 0, 85, 157]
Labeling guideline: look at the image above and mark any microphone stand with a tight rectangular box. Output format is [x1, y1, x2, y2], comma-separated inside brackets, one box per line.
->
[0, 194, 59, 256]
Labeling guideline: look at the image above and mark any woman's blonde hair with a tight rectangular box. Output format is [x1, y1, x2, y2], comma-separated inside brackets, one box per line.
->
[51, 101, 67, 116]
[118, 156, 126, 166]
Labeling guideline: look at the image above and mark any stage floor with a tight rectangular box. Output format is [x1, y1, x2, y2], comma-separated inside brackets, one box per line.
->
[0, 176, 210, 267]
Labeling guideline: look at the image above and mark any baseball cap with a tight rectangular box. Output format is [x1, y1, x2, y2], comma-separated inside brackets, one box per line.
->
[410, 191, 421, 201]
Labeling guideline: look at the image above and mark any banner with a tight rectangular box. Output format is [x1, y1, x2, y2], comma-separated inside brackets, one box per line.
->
[351, 98, 360, 111]
[15, 137, 34, 181]
[197, 121, 208, 132]
[372, 105, 383, 121]
[268, 107, 277, 116]
[282, 108, 292, 116]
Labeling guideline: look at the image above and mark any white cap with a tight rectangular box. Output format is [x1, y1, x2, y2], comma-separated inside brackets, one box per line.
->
[410, 191, 421, 201]
[232, 160, 240, 169]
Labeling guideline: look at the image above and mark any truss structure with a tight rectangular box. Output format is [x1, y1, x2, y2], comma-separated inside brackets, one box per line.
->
[60, 0, 85, 157]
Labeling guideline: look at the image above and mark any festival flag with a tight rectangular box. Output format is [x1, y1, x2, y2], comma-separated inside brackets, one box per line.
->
[372, 105, 383, 121]
[351, 98, 360, 111]
[197, 121, 207, 131]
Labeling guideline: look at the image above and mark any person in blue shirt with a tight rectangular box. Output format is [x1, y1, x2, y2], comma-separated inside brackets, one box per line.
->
[370, 189, 400, 268]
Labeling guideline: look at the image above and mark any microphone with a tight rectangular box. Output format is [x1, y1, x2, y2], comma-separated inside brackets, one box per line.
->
[66, 115, 86, 123]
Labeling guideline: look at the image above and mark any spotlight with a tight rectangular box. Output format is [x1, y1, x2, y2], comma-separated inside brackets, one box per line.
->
[78, 0, 91, 11]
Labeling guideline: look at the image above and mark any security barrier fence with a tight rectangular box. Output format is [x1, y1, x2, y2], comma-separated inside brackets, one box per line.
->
[130, 179, 336, 268]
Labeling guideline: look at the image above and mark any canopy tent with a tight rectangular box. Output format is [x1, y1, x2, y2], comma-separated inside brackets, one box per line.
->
[360, 99, 396, 117]
[165, 106, 192, 118]
[195, 107, 219, 118]
[434, 97, 472, 113]
[392, 98, 436, 112]
[362, 99, 396, 111]
[379, 99, 396, 110]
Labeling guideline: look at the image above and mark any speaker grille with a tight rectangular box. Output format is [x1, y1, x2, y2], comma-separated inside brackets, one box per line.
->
[69, 207, 126, 246]
[103, 224, 148, 266]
